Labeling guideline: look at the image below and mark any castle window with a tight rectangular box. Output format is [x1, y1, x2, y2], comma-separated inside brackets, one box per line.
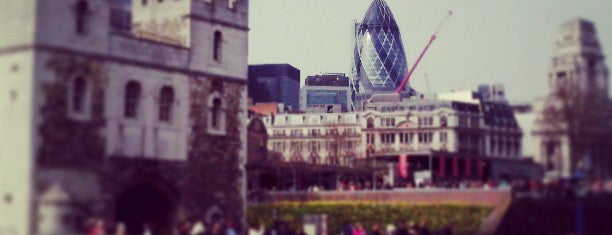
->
[211, 98, 222, 129]
[213, 31, 223, 61]
[68, 75, 92, 120]
[72, 77, 86, 113]
[159, 86, 174, 122]
[75, 0, 89, 35]
[124, 81, 141, 119]
[208, 93, 226, 135]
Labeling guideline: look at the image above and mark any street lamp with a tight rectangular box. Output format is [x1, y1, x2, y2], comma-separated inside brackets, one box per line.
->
[573, 168, 589, 235]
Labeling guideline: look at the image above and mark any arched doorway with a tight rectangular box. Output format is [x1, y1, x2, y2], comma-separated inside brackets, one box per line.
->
[115, 182, 176, 235]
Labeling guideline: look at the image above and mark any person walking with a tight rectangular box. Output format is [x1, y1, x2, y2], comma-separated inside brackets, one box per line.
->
[114, 223, 126, 235]
[417, 221, 430, 235]
[225, 219, 238, 235]
[342, 222, 353, 235]
[352, 223, 366, 235]
[211, 221, 224, 235]
[248, 223, 265, 235]
[369, 223, 382, 235]
[88, 219, 105, 235]
[407, 221, 417, 235]
[437, 222, 453, 235]
[142, 223, 152, 235]
[394, 220, 409, 235]
[190, 219, 206, 235]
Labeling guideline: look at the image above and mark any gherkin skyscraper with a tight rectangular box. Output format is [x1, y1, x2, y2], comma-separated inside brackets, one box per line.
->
[351, 0, 413, 110]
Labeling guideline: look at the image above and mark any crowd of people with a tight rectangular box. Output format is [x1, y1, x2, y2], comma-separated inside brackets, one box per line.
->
[295, 178, 511, 192]
[246, 219, 454, 235]
[85, 217, 238, 235]
[341, 220, 453, 235]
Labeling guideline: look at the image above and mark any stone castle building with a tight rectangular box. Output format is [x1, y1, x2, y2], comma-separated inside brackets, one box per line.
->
[532, 18, 611, 180]
[0, 0, 249, 234]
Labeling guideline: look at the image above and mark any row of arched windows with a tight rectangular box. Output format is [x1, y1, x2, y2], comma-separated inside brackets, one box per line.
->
[70, 78, 226, 132]
[122, 81, 175, 122]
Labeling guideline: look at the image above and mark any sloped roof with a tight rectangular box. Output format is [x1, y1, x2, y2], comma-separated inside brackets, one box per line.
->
[249, 103, 279, 116]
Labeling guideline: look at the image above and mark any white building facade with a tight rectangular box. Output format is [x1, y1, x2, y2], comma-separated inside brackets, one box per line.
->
[261, 92, 536, 184]
[532, 18, 611, 180]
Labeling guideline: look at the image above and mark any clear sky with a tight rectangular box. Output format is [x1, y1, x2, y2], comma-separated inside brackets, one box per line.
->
[248, 0, 612, 102]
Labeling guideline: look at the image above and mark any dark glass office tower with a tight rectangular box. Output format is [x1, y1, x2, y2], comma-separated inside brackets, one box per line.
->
[352, 0, 412, 109]
[248, 64, 300, 111]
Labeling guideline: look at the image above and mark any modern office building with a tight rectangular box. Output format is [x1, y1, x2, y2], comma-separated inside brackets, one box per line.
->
[351, 0, 412, 110]
[300, 73, 353, 112]
[478, 84, 506, 102]
[248, 64, 300, 111]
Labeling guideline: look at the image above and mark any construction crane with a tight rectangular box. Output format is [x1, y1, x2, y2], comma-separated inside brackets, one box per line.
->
[424, 73, 432, 94]
[396, 10, 453, 94]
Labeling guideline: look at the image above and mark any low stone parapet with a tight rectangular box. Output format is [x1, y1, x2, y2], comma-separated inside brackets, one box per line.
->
[267, 188, 511, 207]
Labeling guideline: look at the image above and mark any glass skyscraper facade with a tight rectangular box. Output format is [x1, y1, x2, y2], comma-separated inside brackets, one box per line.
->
[352, 0, 412, 109]
[248, 64, 300, 111]
[300, 73, 353, 112]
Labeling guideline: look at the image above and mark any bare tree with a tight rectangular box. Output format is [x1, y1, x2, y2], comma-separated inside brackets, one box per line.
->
[540, 77, 612, 178]
[325, 122, 357, 166]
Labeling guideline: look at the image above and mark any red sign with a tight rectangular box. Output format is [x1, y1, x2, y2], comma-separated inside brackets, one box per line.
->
[478, 159, 485, 176]
[465, 158, 471, 177]
[398, 154, 408, 178]
[439, 157, 445, 177]
[452, 156, 459, 177]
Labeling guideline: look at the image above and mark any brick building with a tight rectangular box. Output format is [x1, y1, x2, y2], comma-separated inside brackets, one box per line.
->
[0, 0, 249, 235]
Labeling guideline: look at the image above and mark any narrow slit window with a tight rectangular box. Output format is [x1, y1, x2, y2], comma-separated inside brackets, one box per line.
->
[124, 81, 141, 118]
[75, 0, 89, 35]
[211, 98, 222, 129]
[159, 86, 174, 122]
[213, 31, 222, 61]
[72, 77, 86, 113]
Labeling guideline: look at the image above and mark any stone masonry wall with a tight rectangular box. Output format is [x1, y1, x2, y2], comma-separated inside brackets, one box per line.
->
[36, 52, 247, 231]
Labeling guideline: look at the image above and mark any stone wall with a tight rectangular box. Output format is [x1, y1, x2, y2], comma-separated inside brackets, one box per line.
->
[34, 51, 248, 231]
[37, 53, 108, 169]
[267, 189, 511, 207]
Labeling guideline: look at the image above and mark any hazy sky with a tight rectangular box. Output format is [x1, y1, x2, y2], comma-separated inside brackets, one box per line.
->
[248, 0, 612, 101]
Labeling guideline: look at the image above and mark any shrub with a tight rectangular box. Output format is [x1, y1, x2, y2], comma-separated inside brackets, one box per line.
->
[248, 201, 492, 235]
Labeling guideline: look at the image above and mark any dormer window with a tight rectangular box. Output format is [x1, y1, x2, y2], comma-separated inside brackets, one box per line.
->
[75, 0, 89, 35]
